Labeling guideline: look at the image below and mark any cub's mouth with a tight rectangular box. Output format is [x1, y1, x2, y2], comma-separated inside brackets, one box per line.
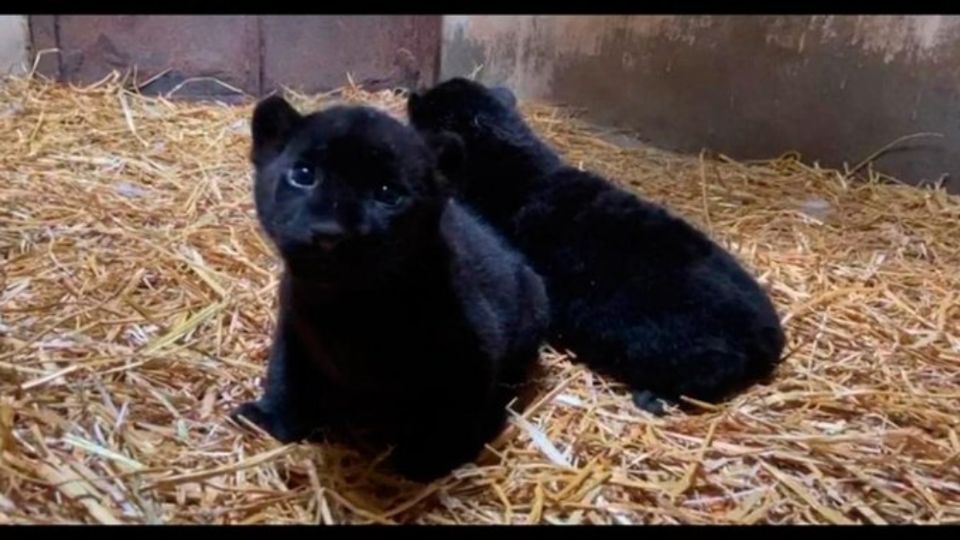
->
[277, 234, 399, 286]
[279, 242, 339, 277]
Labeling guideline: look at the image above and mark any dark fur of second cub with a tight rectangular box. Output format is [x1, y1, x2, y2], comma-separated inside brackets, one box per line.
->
[232, 97, 549, 481]
[408, 78, 786, 414]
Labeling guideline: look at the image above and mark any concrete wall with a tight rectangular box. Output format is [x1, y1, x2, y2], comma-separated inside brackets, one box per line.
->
[441, 16, 960, 191]
[0, 15, 28, 74]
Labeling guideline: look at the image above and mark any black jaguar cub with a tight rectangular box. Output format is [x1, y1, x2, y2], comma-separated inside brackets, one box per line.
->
[408, 78, 785, 414]
[232, 97, 549, 481]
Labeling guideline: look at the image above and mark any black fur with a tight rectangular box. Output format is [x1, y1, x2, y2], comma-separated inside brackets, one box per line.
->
[233, 97, 549, 481]
[408, 78, 786, 413]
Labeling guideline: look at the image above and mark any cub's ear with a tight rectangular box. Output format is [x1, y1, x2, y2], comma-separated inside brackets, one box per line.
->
[251, 95, 302, 165]
[490, 85, 517, 109]
[424, 130, 465, 178]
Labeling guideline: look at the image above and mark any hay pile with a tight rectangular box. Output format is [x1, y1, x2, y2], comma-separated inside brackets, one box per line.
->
[1, 73, 958, 525]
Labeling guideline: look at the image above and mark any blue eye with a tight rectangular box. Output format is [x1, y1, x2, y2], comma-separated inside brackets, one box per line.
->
[286, 164, 317, 189]
[374, 184, 404, 206]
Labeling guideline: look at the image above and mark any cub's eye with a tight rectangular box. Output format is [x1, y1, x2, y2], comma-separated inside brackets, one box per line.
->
[374, 184, 404, 206]
[286, 164, 317, 189]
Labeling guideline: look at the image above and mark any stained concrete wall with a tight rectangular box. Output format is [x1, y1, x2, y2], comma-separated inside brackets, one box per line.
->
[0, 15, 28, 75]
[441, 16, 960, 191]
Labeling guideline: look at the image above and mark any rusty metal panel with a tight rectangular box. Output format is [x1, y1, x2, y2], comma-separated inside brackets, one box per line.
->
[52, 15, 260, 99]
[27, 15, 59, 78]
[260, 15, 441, 94]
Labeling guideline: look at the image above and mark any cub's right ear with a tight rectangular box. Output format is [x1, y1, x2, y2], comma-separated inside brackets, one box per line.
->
[251, 96, 302, 165]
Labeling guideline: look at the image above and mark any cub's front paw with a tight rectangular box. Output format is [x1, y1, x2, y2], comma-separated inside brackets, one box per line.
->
[230, 401, 308, 444]
[392, 458, 455, 484]
[231, 401, 270, 431]
[390, 447, 463, 483]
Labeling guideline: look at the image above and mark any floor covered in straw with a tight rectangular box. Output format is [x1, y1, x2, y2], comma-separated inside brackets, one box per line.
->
[1, 74, 958, 525]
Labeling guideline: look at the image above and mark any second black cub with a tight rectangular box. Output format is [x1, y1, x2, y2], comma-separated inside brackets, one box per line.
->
[408, 78, 786, 414]
[232, 97, 549, 481]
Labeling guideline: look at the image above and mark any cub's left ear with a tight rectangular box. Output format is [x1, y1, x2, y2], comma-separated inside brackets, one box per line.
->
[250, 95, 302, 166]
[424, 130, 465, 178]
[490, 85, 517, 109]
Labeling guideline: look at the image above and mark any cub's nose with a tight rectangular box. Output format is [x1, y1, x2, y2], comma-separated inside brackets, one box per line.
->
[309, 222, 344, 252]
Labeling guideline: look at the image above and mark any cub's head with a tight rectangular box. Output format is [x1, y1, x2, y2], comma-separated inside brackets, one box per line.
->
[408, 79, 559, 224]
[407, 77, 521, 144]
[250, 97, 462, 284]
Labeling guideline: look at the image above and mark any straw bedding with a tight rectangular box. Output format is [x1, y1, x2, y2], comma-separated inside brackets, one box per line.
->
[0, 72, 958, 525]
